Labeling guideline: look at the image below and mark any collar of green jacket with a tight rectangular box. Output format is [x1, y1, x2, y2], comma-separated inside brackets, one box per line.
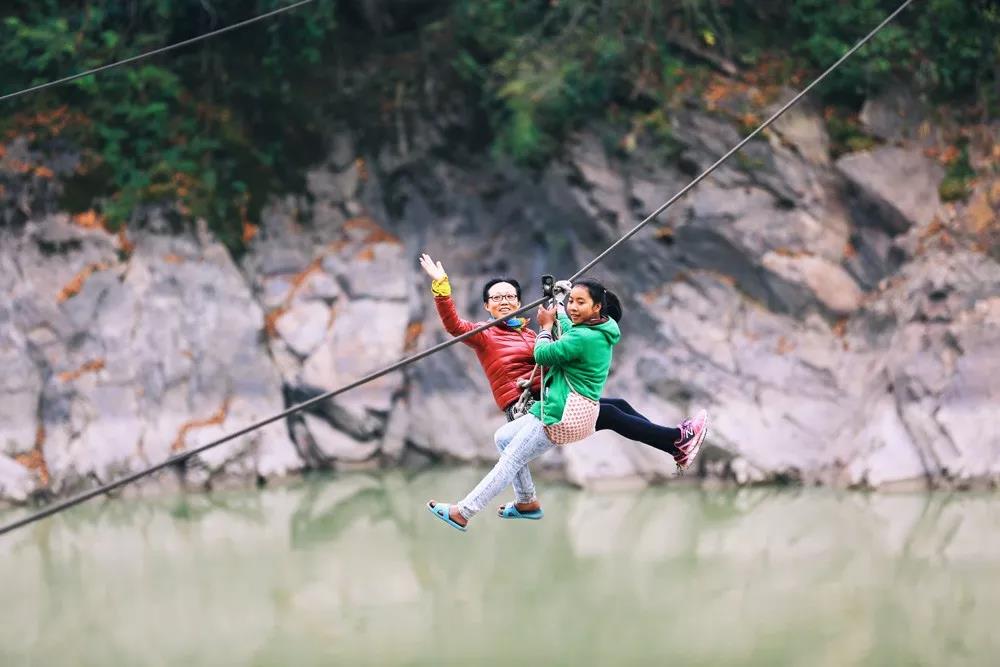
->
[576, 314, 610, 327]
[582, 316, 621, 345]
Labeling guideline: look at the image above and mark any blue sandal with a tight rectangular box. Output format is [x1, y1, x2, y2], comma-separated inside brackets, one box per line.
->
[498, 502, 544, 520]
[426, 501, 467, 532]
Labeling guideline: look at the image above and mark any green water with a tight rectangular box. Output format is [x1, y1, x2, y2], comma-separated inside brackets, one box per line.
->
[2, 469, 999, 666]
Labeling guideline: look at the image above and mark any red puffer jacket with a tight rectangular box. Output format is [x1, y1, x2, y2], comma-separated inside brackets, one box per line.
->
[434, 295, 542, 411]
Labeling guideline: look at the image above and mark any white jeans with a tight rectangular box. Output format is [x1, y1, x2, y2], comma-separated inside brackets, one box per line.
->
[458, 415, 555, 520]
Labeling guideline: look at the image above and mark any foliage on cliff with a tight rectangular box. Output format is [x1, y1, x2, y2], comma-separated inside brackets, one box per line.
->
[1, 0, 996, 250]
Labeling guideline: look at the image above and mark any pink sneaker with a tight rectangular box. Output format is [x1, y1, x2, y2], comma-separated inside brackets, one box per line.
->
[673, 409, 709, 473]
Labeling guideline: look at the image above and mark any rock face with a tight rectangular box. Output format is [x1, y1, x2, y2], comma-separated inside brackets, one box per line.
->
[1, 89, 997, 504]
[0, 216, 299, 500]
[836, 147, 945, 233]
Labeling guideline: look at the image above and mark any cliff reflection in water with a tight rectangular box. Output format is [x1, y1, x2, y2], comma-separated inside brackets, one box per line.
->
[2, 469, 1000, 666]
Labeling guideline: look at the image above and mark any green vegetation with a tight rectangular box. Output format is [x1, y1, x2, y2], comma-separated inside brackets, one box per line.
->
[0, 0, 337, 250]
[938, 141, 976, 202]
[825, 112, 879, 158]
[453, 0, 999, 164]
[1, 1, 996, 250]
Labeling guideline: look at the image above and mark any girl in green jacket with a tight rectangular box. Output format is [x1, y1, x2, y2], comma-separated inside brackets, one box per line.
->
[427, 279, 624, 531]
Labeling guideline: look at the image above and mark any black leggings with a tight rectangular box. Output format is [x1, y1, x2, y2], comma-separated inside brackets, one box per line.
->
[597, 397, 681, 457]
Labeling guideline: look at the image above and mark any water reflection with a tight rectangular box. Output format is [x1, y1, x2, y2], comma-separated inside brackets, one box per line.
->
[2, 471, 1000, 666]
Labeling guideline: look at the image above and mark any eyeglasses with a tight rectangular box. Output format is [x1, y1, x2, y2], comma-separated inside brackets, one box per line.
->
[488, 293, 519, 303]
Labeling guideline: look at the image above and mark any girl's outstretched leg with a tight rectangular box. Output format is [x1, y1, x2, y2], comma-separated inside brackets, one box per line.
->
[596, 401, 710, 471]
[599, 397, 650, 422]
[597, 400, 682, 455]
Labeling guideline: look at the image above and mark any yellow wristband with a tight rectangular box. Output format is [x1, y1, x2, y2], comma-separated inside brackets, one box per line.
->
[431, 275, 451, 297]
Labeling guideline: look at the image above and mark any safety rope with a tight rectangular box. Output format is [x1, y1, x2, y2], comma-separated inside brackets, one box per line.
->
[0, 0, 318, 104]
[511, 364, 538, 420]
[0, 0, 915, 537]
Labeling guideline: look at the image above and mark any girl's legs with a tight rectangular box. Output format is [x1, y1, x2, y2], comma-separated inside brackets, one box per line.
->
[596, 397, 682, 456]
[435, 415, 555, 525]
[599, 397, 650, 422]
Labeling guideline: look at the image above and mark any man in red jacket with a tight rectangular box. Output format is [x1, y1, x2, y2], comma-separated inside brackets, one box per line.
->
[419, 253, 541, 421]
[419, 254, 708, 472]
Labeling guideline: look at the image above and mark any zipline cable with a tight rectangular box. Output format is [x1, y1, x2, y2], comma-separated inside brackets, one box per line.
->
[0, 0, 318, 104]
[0, 0, 915, 537]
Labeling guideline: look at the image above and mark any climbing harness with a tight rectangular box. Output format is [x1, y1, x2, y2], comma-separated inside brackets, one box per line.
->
[507, 370, 537, 421]
[0, 0, 917, 537]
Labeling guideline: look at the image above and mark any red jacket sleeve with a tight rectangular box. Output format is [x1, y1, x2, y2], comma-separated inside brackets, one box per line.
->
[434, 295, 485, 348]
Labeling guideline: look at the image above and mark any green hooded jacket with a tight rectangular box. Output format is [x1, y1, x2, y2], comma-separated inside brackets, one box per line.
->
[529, 311, 621, 426]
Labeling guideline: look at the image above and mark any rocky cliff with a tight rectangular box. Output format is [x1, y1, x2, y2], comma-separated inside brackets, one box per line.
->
[1, 83, 998, 504]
